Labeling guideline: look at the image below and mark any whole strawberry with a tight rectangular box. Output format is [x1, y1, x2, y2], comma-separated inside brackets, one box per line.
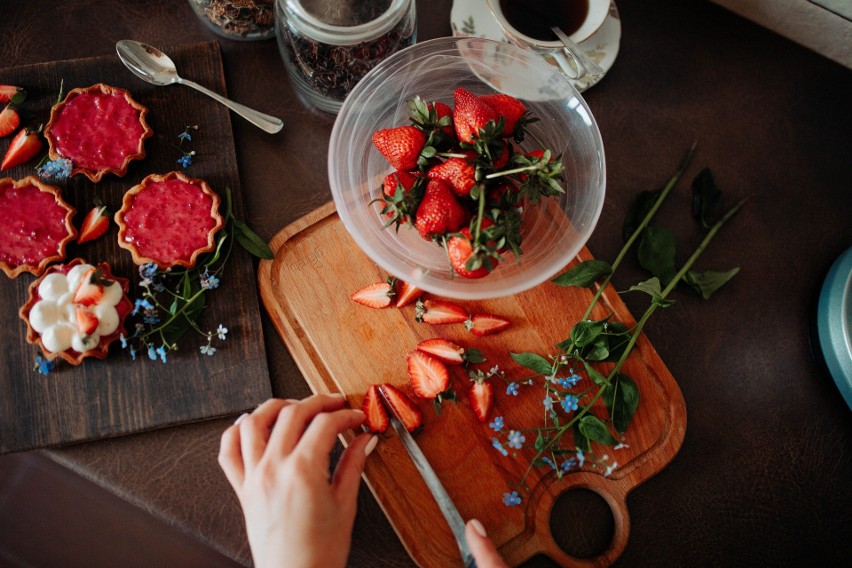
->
[378, 170, 425, 230]
[414, 179, 467, 240]
[453, 88, 499, 144]
[480, 93, 528, 138]
[372, 125, 428, 171]
[447, 227, 496, 279]
[427, 157, 477, 197]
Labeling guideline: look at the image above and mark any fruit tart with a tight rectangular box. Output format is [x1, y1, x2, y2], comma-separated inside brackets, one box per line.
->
[115, 171, 224, 269]
[44, 83, 153, 182]
[19, 258, 133, 365]
[0, 176, 77, 279]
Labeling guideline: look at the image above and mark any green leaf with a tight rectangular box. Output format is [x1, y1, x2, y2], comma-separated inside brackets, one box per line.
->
[583, 361, 609, 387]
[570, 319, 607, 347]
[628, 277, 663, 298]
[623, 190, 660, 242]
[603, 373, 640, 433]
[685, 267, 740, 299]
[510, 352, 552, 375]
[578, 415, 617, 446]
[583, 337, 610, 362]
[233, 218, 273, 259]
[534, 431, 545, 451]
[204, 230, 229, 267]
[552, 260, 613, 287]
[637, 226, 677, 285]
[691, 168, 721, 229]
[572, 422, 591, 453]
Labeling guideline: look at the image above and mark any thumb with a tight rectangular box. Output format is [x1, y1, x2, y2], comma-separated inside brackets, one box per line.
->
[465, 519, 509, 568]
[332, 433, 377, 506]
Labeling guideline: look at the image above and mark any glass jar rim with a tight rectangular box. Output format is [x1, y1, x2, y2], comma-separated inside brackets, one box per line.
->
[279, 0, 411, 45]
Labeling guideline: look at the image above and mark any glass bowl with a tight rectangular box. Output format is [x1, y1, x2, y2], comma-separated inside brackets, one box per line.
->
[328, 37, 606, 300]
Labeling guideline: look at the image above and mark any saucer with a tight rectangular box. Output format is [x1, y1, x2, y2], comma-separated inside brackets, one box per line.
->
[450, 0, 621, 92]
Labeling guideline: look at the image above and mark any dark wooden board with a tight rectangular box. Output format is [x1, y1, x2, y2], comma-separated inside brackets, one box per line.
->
[0, 42, 271, 453]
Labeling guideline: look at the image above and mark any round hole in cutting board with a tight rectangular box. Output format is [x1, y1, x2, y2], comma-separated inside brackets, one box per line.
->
[549, 488, 614, 558]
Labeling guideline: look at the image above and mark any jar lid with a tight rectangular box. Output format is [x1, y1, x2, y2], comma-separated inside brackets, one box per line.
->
[282, 0, 410, 45]
[816, 246, 852, 411]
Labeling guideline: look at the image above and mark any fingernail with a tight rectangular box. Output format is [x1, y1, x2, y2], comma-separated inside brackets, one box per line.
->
[353, 408, 365, 415]
[469, 518, 487, 538]
[329, 392, 345, 398]
[364, 436, 379, 456]
[234, 413, 248, 425]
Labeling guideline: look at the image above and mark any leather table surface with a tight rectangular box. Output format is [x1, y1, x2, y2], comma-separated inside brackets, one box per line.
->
[2, 1, 851, 566]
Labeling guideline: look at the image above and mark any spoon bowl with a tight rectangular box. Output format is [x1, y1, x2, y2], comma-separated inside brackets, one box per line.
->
[115, 40, 283, 134]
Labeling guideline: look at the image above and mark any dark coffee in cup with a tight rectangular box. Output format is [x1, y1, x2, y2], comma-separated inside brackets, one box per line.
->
[498, 0, 590, 42]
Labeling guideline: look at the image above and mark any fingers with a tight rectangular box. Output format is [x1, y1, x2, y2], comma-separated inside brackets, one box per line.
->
[298, 408, 366, 460]
[266, 393, 348, 456]
[465, 519, 509, 568]
[218, 414, 247, 490]
[239, 399, 290, 470]
[332, 433, 377, 505]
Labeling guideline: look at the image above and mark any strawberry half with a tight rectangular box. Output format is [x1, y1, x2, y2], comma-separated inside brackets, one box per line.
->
[361, 384, 389, 433]
[73, 269, 106, 307]
[395, 279, 422, 308]
[77, 202, 110, 244]
[350, 281, 395, 309]
[0, 85, 21, 103]
[0, 105, 20, 138]
[372, 125, 427, 171]
[469, 378, 494, 422]
[415, 299, 469, 324]
[414, 179, 467, 240]
[75, 306, 100, 336]
[1, 127, 42, 170]
[379, 383, 423, 432]
[407, 349, 450, 399]
[453, 87, 499, 144]
[416, 338, 484, 366]
[466, 313, 511, 337]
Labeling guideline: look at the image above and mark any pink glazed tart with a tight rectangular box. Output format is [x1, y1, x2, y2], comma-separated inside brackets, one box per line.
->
[0, 176, 77, 279]
[115, 172, 224, 269]
[44, 83, 153, 182]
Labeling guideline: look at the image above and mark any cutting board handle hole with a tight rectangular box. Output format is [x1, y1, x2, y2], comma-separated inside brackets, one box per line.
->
[548, 488, 614, 558]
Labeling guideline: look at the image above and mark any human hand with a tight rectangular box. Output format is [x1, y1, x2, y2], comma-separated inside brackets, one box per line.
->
[466, 519, 510, 568]
[218, 395, 377, 568]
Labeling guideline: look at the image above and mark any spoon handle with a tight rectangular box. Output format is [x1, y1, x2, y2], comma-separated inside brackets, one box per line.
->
[180, 78, 283, 134]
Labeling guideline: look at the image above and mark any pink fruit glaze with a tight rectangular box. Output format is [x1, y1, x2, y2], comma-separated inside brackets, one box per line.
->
[49, 91, 146, 171]
[121, 178, 219, 265]
[0, 181, 71, 267]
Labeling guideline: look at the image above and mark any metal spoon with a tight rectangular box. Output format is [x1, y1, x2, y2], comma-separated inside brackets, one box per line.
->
[115, 40, 283, 134]
[549, 26, 604, 80]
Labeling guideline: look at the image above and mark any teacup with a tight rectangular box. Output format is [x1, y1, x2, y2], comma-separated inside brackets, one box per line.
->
[485, 0, 610, 79]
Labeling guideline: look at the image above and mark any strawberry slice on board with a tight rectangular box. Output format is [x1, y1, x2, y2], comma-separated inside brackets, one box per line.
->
[416, 338, 484, 366]
[407, 349, 450, 399]
[466, 313, 511, 337]
[0, 105, 20, 138]
[75, 306, 100, 336]
[0, 126, 43, 170]
[361, 384, 389, 433]
[378, 383, 423, 432]
[77, 201, 110, 244]
[394, 279, 422, 308]
[469, 378, 494, 422]
[0, 85, 22, 103]
[350, 281, 395, 309]
[414, 298, 469, 325]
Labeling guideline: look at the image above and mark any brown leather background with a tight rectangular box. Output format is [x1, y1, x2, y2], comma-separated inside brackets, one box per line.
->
[2, 0, 851, 566]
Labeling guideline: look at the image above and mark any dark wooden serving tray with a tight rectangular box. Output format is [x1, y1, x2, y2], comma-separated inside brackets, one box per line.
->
[0, 42, 271, 453]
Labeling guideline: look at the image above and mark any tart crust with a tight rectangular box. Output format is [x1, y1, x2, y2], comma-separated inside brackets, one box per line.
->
[0, 176, 77, 279]
[44, 83, 154, 183]
[19, 258, 133, 365]
[115, 171, 224, 269]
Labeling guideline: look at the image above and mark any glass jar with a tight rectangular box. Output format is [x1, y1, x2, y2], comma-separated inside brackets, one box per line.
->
[275, 0, 417, 113]
[188, 0, 276, 41]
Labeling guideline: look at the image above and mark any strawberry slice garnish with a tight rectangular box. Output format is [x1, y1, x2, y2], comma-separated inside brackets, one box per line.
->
[73, 268, 106, 307]
[77, 201, 110, 244]
[415, 298, 468, 325]
[1, 126, 42, 170]
[372, 125, 428, 171]
[361, 384, 389, 433]
[395, 279, 422, 308]
[416, 338, 484, 366]
[350, 281, 395, 309]
[407, 349, 450, 399]
[0, 106, 20, 138]
[466, 313, 511, 337]
[75, 306, 100, 336]
[0, 85, 22, 103]
[469, 377, 494, 422]
[378, 383, 423, 432]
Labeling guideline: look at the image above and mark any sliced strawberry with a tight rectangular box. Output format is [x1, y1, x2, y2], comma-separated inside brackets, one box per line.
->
[469, 379, 494, 422]
[453, 87, 499, 144]
[379, 383, 423, 432]
[75, 306, 100, 336]
[466, 313, 511, 337]
[0, 106, 20, 138]
[73, 269, 105, 307]
[350, 281, 394, 309]
[395, 279, 422, 308]
[427, 157, 477, 197]
[407, 349, 450, 399]
[361, 384, 389, 433]
[414, 337, 486, 367]
[77, 202, 110, 244]
[415, 299, 469, 325]
[372, 125, 427, 171]
[480, 93, 527, 137]
[414, 179, 468, 240]
[0, 85, 21, 103]
[0, 127, 42, 170]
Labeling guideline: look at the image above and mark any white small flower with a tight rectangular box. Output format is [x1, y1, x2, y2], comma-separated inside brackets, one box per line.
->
[200, 344, 216, 356]
[216, 324, 228, 340]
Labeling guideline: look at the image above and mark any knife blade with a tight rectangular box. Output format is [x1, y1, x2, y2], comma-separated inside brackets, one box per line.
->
[379, 391, 476, 568]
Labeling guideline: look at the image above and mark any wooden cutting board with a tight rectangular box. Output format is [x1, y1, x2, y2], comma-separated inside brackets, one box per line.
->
[258, 202, 686, 567]
[0, 42, 271, 453]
